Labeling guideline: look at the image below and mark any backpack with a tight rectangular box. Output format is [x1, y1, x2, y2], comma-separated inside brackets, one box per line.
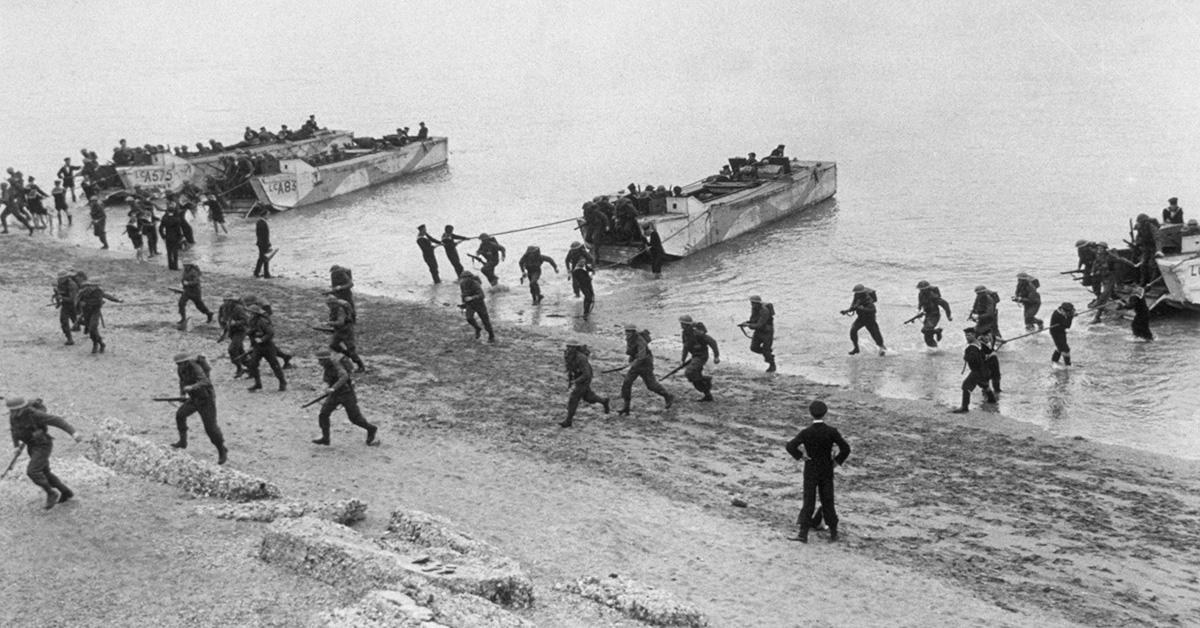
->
[78, 284, 104, 308]
[193, 355, 212, 378]
[182, 264, 201, 284]
[55, 275, 73, 297]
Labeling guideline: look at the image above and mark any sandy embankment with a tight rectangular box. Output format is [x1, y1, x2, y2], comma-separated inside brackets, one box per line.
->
[1, 234, 1199, 627]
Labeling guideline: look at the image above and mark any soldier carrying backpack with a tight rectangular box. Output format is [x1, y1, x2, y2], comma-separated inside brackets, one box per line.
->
[169, 352, 227, 465]
[52, 270, 82, 346]
[177, 263, 214, 331]
[74, 281, 122, 354]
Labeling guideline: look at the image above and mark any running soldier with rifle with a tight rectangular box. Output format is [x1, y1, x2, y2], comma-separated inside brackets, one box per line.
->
[176, 263, 214, 330]
[167, 352, 227, 465]
[311, 350, 378, 446]
[75, 280, 122, 353]
[739, 295, 776, 371]
[560, 341, 610, 428]
[52, 270, 83, 345]
[908, 281, 952, 349]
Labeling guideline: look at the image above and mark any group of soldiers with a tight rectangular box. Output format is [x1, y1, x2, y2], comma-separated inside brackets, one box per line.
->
[557, 295, 776, 427]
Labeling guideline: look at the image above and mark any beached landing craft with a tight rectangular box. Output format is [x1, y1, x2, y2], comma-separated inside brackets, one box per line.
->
[245, 137, 449, 212]
[115, 130, 353, 193]
[1154, 225, 1200, 310]
[579, 156, 837, 265]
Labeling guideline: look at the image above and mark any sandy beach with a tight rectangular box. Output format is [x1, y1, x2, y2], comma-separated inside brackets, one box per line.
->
[2, 233, 1199, 627]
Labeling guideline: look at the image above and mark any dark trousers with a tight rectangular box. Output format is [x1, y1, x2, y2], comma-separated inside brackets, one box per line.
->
[750, 329, 774, 361]
[960, 370, 995, 407]
[82, 306, 103, 344]
[59, 304, 77, 340]
[444, 248, 464, 277]
[799, 472, 837, 533]
[422, 251, 440, 283]
[178, 289, 211, 319]
[25, 441, 70, 495]
[526, 269, 542, 302]
[93, 219, 108, 248]
[621, 363, 669, 402]
[165, 240, 182, 270]
[1022, 303, 1043, 329]
[920, 311, 942, 347]
[1050, 331, 1071, 365]
[318, 390, 374, 438]
[1, 206, 33, 232]
[463, 300, 494, 338]
[684, 355, 711, 393]
[254, 245, 272, 277]
[649, 250, 664, 275]
[227, 328, 246, 372]
[566, 383, 605, 422]
[481, 261, 499, 286]
[143, 225, 159, 255]
[573, 270, 594, 315]
[850, 316, 884, 349]
[175, 395, 224, 448]
[248, 342, 286, 386]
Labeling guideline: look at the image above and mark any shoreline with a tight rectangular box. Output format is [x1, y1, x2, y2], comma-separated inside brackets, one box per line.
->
[3, 234, 1200, 627]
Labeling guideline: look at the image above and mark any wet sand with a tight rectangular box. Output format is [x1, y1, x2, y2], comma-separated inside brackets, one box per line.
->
[2, 234, 1199, 627]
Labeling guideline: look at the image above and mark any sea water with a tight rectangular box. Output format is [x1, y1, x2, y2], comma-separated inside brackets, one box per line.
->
[2, 1, 1197, 458]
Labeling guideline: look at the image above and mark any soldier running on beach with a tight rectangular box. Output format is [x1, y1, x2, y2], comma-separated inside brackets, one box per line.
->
[911, 281, 952, 349]
[169, 353, 227, 465]
[952, 327, 996, 413]
[88, 198, 108, 249]
[457, 270, 495, 342]
[325, 295, 366, 372]
[518, 245, 558, 305]
[416, 224, 442, 283]
[1049, 302, 1076, 366]
[311, 350, 378, 446]
[474, 233, 506, 286]
[75, 280, 121, 353]
[740, 295, 776, 371]
[328, 265, 356, 322]
[970, 285, 1003, 339]
[559, 341, 610, 428]
[842, 284, 886, 355]
[682, 321, 720, 402]
[245, 305, 287, 391]
[1, 181, 35, 235]
[217, 295, 249, 378]
[52, 270, 82, 346]
[618, 325, 673, 415]
[7, 397, 83, 510]
[177, 263, 214, 330]
[565, 242, 597, 317]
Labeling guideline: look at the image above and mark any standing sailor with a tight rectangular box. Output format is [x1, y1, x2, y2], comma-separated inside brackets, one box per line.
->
[618, 325, 673, 415]
[784, 400, 850, 543]
[169, 353, 227, 465]
[158, 207, 188, 271]
[841, 284, 886, 355]
[1162, 197, 1184, 225]
[1013, 272, 1043, 331]
[440, 225, 470, 278]
[457, 270, 495, 342]
[741, 295, 776, 371]
[1049, 302, 1076, 366]
[518, 245, 558, 305]
[559, 341, 610, 428]
[253, 218, 274, 278]
[913, 281, 952, 348]
[951, 328, 996, 413]
[311, 350, 378, 446]
[416, 224, 441, 284]
[644, 223, 666, 277]
[7, 397, 83, 510]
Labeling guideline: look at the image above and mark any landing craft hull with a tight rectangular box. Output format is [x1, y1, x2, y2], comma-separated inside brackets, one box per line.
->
[592, 160, 837, 265]
[1155, 234, 1200, 311]
[248, 137, 448, 211]
[116, 130, 353, 193]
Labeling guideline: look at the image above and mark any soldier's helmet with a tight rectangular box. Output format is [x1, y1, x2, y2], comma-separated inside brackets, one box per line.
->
[173, 352, 191, 363]
[974, 285, 987, 294]
[678, 314, 693, 325]
[852, 284, 869, 294]
[5, 397, 29, 411]
[916, 280, 930, 289]
[749, 295, 762, 302]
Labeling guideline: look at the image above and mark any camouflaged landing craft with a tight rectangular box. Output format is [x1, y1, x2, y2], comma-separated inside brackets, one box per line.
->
[247, 137, 449, 211]
[116, 129, 353, 193]
[1154, 226, 1200, 310]
[581, 157, 837, 265]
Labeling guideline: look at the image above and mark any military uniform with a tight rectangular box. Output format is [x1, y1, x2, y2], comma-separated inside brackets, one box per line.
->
[1049, 304, 1075, 366]
[560, 342, 609, 427]
[327, 296, 365, 371]
[952, 329, 996, 413]
[88, 199, 108, 248]
[843, 285, 886, 355]
[618, 326, 673, 415]
[329, 265, 356, 322]
[440, 227, 469, 278]
[915, 282, 952, 348]
[253, 218, 273, 278]
[970, 285, 1003, 339]
[245, 306, 287, 391]
[682, 321, 719, 401]
[742, 296, 777, 371]
[312, 351, 377, 445]
[475, 234, 506, 286]
[169, 353, 227, 465]
[53, 271, 81, 345]
[1013, 273, 1043, 331]
[565, 243, 596, 316]
[74, 282, 121, 353]
[177, 263, 214, 329]
[416, 226, 441, 283]
[8, 397, 81, 510]
[158, 209, 187, 270]
[218, 296, 249, 377]
[518, 246, 558, 305]
[458, 271, 495, 342]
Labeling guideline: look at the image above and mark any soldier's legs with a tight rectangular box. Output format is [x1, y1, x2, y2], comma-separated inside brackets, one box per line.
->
[816, 475, 838, 535]
[25, 443, 56, 493]
[59, 305, 74, 343]
[174, 401, 197, 446]
[638, 370, 672, 405]
[481, 262, 498, 286]
[921, 312, 941, 347]
[315, 396, 339, 442]
[797, 474, 817, 541]
[422, 252, 440, 283]
[684, 357, 707, 395]
[332, 331, 365, 370]
[866, 320, 886, 349]
[468, 301, 495, 340]
[228, 332, 246, 376]
[177, 293, 189, 322]
[988, 355, 1002, 392]
[260, 344, 287, 388]
[528, 270, 542, 303]
[619, 371, 637, 412]
[848, 318, 864, 352]
[446, 251, 464, 278]
[166, 243, 179, 270]
[197, 400, 225, 455]
[340, 392, 375, 435]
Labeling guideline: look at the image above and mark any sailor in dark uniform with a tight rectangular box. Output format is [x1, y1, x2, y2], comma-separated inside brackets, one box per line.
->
[952, 327, 996, 413]
[1163, 197, 1184, 224]
[784, 400, 851, 542]
[416, 224, 441, 283]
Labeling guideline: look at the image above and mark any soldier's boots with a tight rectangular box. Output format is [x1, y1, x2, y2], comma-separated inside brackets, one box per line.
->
[206, 312, 214, 324]
[57, 487, 74, 503]
[170, 434, 187, 449]
[365, 425, 379, 446]
[312, 429, 331, 446]
[177, 317, 187, 331]
[984, 388, 997, 404]
[662, 392, 674, 409]
[247, 380, 263, 392]
[64, 335, 74, 346]
[216, 445, 228, 465]
[848, 346, 860, 355]
[766, 358, 777, 373]
[951, 390, 971, 413]
[488, 333, 496, 343]
[828, 526, 839, 542]
[44, 489, 60, 510]
[559, 419, 573, 428]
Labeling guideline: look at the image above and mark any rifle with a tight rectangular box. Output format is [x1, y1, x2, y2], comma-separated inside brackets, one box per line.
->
[903, 312, 924, 325]
[151, 396, 189, 403]
[467, 253, 485, 265]
[601, 364, 629, 374]
[735, 322, 752, 338]
[168, 287, 184, 294]
[301, 393, 330, 409]
[1, 444, 25, 480]
[1060, 269, 1084, 275]
[660, 361, 687, 380]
